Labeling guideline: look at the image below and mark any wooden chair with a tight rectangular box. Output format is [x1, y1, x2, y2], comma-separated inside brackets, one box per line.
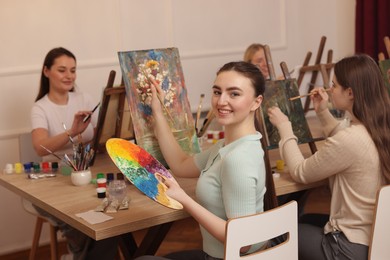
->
[19, 133, 60, 260]
[224, 201, 298, 260]
[369, 185, 390, 260]
[22, 199, 59, 260]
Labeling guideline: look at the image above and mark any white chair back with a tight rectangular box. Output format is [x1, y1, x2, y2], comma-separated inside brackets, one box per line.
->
[225, 201, 298, 260]
[369, 185, 390, 260]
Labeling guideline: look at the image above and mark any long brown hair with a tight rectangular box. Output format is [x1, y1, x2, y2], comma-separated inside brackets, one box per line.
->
[217, 61, 278, 210]
[35, 47, 76, 101]
[334, 54, 390, 184]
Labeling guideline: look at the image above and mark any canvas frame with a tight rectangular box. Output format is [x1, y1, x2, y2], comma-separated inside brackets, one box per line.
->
[118, 48, 199, 167]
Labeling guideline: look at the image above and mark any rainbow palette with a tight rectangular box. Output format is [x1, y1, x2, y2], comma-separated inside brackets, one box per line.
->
[106, 138, 183, 209]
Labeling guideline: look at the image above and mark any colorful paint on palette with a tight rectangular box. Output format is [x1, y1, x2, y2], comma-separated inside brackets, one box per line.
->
[106, 138, 182, 209]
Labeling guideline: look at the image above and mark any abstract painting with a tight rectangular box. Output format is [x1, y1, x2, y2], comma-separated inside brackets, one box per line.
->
[379, 59, 390, 94]
[261, 79, 314, 149]
[106, 138, 182, 209]
[118, 48, 200, 167]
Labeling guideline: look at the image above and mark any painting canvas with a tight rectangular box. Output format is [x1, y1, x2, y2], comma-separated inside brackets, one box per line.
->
[118, 48, 200, 167]
[261, 79, 313, 149]
[379, 59, 390, 94]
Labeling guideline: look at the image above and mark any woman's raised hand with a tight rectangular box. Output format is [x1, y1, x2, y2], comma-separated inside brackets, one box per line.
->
[310, 87, 329, 113]
[149, 77, 165, 116]
[267, 106, 289, 127]
[69, 111, 90, 137]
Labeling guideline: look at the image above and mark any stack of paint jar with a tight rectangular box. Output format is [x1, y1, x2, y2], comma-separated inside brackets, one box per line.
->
[96, 173, 107, 198]
[95, 172, 126, 198]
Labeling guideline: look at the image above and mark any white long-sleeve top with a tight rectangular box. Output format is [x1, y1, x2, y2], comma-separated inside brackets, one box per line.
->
[277, 109, 384, 246]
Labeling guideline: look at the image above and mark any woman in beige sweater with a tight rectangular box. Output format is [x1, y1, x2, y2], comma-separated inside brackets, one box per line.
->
[268, 54, 390, 260]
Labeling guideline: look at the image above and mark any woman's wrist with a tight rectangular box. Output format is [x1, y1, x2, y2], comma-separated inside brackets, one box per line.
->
[276, 121, 294, 138]
[65, 129, 75, 138]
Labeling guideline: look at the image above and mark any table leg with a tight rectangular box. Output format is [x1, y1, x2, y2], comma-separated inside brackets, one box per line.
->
[119, 233, 138, 259]
[120, 222, 174, 259]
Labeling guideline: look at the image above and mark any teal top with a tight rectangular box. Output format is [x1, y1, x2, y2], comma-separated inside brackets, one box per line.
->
[194, 132, 266, 258]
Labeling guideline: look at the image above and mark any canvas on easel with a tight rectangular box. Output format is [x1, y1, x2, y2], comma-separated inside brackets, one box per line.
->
[261, 79, 313, 149]
[378, 36, 390, 95]
[379, 59, 390, 94]
[118, 48, 200, 167]
[261, 46, 319, 152]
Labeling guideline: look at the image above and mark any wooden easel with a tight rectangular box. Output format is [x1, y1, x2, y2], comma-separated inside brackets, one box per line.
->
[378, 36, 390, 61]
[296, 36, 334, 113]
[90, 70, 134, 165]
[263, 45, 320, 154]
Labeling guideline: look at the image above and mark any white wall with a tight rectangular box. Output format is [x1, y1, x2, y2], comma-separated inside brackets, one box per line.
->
[0, 0, 356, 255]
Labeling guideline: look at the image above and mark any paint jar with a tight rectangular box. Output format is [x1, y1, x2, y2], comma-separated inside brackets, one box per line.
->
[71, 169, 92, 186]
[33, 163, 41, 173]
[42, 162, 50, 173]
[51, 162, 59, 173]
[96, 187, 106, 198]
[97, 178, 107, 188]
[14, 163, 23, 174]
[4, 163, 13, 174]
[276, 160, 284, 171]
[108, 180, 126, 203]
[107, 173, 114, 184]
[97, 173, 105, 179]
[23, 162, 32, 173]
[116, 172, 124, 180]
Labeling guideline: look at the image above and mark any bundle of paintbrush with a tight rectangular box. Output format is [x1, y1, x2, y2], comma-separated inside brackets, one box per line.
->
[72, 142, 95, 171]
[40, 142, 95, 172]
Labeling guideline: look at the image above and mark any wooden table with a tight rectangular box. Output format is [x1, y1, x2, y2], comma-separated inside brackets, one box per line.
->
[0, 146, 327, 257]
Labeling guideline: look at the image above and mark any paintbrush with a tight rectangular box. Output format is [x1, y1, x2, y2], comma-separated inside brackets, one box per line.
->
[195, 94, 205, 133]
[40, 145, 63, 161]
[64, 154, 78, 171]
[62, 123, 74, 144]
[140, 68, 175, 124]
[83, 102, 100, 123]
[289, 88, 331, 101]
[40, 145, 77, 170]
[197, 109, 215, 137]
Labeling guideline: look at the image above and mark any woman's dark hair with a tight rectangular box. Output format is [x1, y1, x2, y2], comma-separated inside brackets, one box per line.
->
[334, 54, 390, 184]
[217, 61, 277, 210]
[216, 61, 265, 97]
[35, 47, 76, 101]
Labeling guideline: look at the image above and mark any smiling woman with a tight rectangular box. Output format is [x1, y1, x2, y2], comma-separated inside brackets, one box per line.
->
[31, 47, 97, 161]
[29, 47, 119, 260]
[134, 61, 277, 260]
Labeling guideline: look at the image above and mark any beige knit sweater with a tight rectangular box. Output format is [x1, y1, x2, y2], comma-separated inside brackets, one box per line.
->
[277, 109, 384, 246]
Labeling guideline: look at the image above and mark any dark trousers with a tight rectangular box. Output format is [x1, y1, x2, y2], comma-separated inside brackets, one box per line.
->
[298, 223, 368, 260]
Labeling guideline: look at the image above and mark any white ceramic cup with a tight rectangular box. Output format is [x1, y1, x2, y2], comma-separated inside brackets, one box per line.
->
[71, 169, 92, 186]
